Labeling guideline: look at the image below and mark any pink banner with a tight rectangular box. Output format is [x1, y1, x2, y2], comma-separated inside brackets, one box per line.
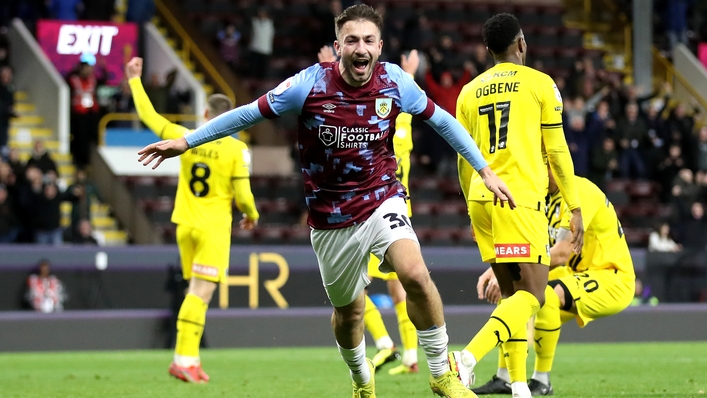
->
[37, 19, 138, 86]
[699, 43, 707, 70]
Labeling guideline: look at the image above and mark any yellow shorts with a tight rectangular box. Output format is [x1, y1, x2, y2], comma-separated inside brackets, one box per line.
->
[469, 201, 550, 265]
[552, 269, 635, 327]
[176, 224, 231, 283]
[367, 253, 398, 281]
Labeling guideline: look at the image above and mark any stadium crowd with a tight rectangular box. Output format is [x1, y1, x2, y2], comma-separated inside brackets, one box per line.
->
[1, 0, 707, 253]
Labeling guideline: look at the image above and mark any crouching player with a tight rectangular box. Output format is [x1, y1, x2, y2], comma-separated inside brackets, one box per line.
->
[473, 168, 635, 396]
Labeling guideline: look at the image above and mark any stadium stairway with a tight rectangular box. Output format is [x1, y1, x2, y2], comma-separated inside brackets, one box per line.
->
[9, 91, 128, 245]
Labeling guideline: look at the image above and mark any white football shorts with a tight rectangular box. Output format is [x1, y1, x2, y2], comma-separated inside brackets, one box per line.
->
[310, 196, 419, 307]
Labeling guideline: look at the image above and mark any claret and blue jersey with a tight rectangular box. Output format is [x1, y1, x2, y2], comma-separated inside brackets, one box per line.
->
[185, 60, 489, 230]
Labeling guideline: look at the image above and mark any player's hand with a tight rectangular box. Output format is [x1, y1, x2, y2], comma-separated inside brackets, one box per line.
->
[125, 57, 143, 79]
[240, 215, 258, 230]
[569, 208, 584, 254]
[478, 166, 516, 209]
[476, 267, 501, 303]
[137, 137, 189, 169]
[317, 46, 337, 63]
[401, 49, 420, 75]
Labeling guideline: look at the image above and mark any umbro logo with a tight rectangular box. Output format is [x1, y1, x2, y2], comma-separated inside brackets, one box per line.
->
[323, 103, 336, 113]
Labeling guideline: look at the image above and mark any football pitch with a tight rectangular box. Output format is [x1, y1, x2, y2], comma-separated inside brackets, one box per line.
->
[2, 342, 706, 397]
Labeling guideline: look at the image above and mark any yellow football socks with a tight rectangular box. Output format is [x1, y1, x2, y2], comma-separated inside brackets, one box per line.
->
[534, 285, 562, 373]
[502, 325, 528, 383]
[364, 294, 392, 348]
[465, 290, 541, 362]
[175, 293, 208, 359]
[394, 300, 418, 365]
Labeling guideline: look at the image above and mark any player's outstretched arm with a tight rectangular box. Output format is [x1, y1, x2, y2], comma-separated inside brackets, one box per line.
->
[125, 57, 183, 139]
[137, 138, 189, 169]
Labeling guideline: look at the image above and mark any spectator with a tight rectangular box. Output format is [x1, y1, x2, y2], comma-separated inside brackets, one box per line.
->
[0, 160, 16, 190]
[0, 35, 9, 67]
[25, 139, 58, 178]
[108, 79, 136, 128]
[0, 183, 19, 243]
[658, 144, 687, 198]
[7, 147, 23, 178]
[696, 127, 707, 172]
[675, 201, 707, 249]
[317, 0, 342, 47]
[48, 0, 82, 21]
[68, 56, 104, 167]
[25, 259, 66, 313]
[248, 7, 275, 79]
[616, 102, 649, 179]
[588, 137, 618, 191]
[470, 43, 494, 75]
[648, 222, 681, 252]
[16, 164, 45, 241]
[71, 218, 98, 245]
[565, 114, 589, 177]
[423, 62, 472, 117]
[0, 66, 16, 155]
[82, 0, 115, 20]
[427, 35, 461, 80]
[33, 182, 69, 245]
[217, 24, 242, 71]
[586, 100, 616, 145]
[144, 72, 171, 114]
[126, 0, 155, 24]
[670, 169, 699, 219]
[66, 168, 100, 234]
[666, 103, 696, 146]
[402, 13, 434, 53]
[630, 278, 659, 306]
[664, 0, 691, 51]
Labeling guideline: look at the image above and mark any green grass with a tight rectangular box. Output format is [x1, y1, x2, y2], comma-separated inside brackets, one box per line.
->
[1, 343, 706, 397]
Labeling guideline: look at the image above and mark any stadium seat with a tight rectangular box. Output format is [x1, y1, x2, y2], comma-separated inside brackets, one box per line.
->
[232, 227, 256, 245]
[627, 181, 660, 200]
[606, 190, 630, 207]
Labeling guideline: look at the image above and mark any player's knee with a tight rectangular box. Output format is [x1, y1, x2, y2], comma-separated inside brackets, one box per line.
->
[398, 265, 432, 297]
[333, 306, 364, 329]
[535, 290, 546, 307]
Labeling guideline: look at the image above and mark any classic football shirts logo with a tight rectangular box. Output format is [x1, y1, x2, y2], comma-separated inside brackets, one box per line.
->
[318, 125, 383, 148]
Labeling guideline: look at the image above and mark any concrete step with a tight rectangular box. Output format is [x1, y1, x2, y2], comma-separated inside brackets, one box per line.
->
[14, 103, 36, 114]
[99, 230, 129, 245]
[58, 164, 76, 178]
[14, 91, 27, 101]
[9, 127, 53, 139]
[92, 216, 117, 230]
[91, 203, 111, 217]
[13, 139, 59, 151]
[9, 115, 44, 127]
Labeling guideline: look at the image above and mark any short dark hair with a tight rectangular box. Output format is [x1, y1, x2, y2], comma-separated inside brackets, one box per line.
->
[207, 94, 233, 117]
[482, 13, 522, 55]
[334, 4, 383, 40]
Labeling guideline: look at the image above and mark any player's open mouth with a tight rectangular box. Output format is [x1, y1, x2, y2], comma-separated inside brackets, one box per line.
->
[352, 59, 369, 73]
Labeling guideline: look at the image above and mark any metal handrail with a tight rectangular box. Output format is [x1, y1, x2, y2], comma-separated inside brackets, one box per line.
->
[153, 0, 236, 105]
[98, 113, 199, 145]
[652, 48, 707, 112]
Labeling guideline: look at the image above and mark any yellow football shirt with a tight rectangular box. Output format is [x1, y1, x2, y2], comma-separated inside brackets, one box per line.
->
[548, 176, 634, 276]
[394, 112, 413, 217]
[129, 78, 258, 232]
[457, 62, 578, 211]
